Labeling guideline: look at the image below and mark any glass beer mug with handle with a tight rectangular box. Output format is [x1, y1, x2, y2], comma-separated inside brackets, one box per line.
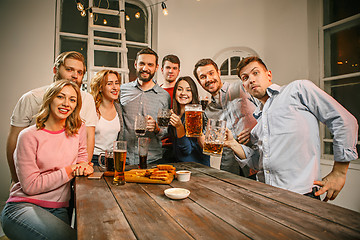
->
[203, 119, 227, 156]
[98, 149, 114, 172]
[185, 104, 203, 137]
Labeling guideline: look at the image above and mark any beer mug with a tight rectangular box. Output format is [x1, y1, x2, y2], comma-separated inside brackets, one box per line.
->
[157, 109, 171, 127]
[98, 150, 114, 172]
[203, 119, 227, 156]
[135, 114, 146, 136]
[185, 104, 203, 137]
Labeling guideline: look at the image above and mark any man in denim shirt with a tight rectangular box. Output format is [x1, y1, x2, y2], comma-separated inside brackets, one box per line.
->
[226, 56, 358, 201]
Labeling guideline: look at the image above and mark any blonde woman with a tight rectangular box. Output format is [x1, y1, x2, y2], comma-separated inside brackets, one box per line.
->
[1, 80, 94, 240]
[90, 70, 123, 165]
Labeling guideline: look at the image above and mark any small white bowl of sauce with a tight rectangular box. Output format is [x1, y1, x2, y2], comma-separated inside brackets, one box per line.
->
[164, 188, 190, 200]
[176, 170, 191, 182]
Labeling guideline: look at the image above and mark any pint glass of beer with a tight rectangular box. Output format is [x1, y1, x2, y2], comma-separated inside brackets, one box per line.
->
[113, 141, 127, 185]
[138, 137, 150, 169]
[203, 119, 227, 156]
[185, 104, 203, 137]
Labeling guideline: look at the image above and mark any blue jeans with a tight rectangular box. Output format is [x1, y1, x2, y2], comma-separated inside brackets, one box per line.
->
[1, 202, 76, 240]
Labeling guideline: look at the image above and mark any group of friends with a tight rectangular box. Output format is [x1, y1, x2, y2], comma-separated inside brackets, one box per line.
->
[1, 47, 358, 239]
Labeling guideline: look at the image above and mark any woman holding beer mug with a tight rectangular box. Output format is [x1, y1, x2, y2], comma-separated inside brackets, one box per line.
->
[1, 80, 93, 240]
[90, 70, 123, 166]
[169, 76, 210, 166]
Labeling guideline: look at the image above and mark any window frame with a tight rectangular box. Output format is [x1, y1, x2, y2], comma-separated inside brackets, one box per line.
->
[319, 5, 360, 160]
[55, 0, 153, 88]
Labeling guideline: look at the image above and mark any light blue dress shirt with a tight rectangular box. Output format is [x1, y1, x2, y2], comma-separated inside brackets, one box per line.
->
[238, 80, 358, 194]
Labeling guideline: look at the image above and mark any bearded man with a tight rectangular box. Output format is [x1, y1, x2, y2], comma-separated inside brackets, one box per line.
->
[120, 48, 171, 164]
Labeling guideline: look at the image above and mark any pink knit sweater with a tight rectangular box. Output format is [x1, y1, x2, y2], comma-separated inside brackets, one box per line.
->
[7, 124, 88, 208]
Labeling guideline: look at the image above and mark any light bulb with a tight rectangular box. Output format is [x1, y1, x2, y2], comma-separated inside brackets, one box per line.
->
[81, 10, 86, 17]
[161, 2, 168, 16]
[103, 19, 107, 25]
[89, 8, 93, 18]
[77, 2, 84, 11]
[135, 12, 140, 19]
[126, 15, 130, 21]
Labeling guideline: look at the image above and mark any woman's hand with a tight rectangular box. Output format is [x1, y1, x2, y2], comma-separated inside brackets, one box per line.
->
[72, 162, 94, 177]
[169, 110, 182, 129]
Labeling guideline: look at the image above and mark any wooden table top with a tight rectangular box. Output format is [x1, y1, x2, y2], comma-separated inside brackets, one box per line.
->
[75, 162, 360, 240]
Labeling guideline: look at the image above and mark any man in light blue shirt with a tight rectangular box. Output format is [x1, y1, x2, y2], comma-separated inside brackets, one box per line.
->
[226, 56, 358, 201]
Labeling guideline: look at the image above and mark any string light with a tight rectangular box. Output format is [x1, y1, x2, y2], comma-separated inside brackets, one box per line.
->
[126, 15, 130, 21]
[161, 2, 168, 16]
[103, 19, 107, 25]
[76, 0, 84, 11]
[135, 12, 140, 19]
[81, 10, 86, 17]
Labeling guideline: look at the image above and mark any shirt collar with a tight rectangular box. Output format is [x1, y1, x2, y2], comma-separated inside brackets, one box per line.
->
[253, 83, 281, 119]
[134, 79, 162, 93]
[211, 81, 228, 103]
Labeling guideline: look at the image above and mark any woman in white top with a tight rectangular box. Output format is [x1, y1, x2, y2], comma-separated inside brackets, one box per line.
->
[90, 70, 123, 165]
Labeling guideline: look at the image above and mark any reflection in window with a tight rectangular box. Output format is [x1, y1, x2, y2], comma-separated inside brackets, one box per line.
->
[325, 20, 360, 77]
[60, 37, 88, 61]
[125, 3, 147, 43]
[323, 0, 360, 25]
[127, 46, 143, 82]
[60, 1, 88, 34]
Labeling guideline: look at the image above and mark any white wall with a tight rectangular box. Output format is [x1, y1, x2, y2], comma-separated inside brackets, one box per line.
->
[0, 0, 358, 213]
[156, 0, 319, 87]
[0, 0, 56, 205]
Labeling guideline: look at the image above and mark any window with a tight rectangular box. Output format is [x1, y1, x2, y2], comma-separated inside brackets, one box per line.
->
[321, 0, 360, 159]
[214, 47, 258, 83]
[55, 0, 151, 89]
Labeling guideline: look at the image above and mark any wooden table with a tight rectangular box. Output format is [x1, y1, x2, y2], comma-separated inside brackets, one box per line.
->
[75, 162, 360, 239]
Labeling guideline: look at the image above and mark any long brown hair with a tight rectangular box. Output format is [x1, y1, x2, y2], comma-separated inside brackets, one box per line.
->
[172, 76, 199, 115]
[36, 80, 83, 136]
[90, 70, 121, 117]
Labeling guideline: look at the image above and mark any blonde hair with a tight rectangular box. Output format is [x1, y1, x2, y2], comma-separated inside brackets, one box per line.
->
[90, 70, 121, 116]
[36, 80, 83, 136]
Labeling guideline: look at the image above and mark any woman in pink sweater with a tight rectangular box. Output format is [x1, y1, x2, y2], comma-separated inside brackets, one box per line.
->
[1, 80, 94, 240]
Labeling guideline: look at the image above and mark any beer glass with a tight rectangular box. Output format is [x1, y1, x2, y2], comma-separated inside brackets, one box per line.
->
[199, 96, 210, 111]
[138, 137, 150, 169]
[185, 104, 203, 137]
[135, 114, 146, 136]
[203, 119, 227, 156]
[98, 150, 114, 172]
[113, 141, 127, 185]
[157, 109, 171, 127]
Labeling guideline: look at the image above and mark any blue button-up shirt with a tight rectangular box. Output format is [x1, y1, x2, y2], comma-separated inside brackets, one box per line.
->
[239, 80, 358, 194]
[120, 80, 171, 165]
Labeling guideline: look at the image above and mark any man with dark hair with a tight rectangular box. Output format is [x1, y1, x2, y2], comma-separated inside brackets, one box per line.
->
[226, 56, 358, 200]
[120, 47, 171, 164]
[193, 58, 258, 176]
[7, 51, 97, 183]
[160, 54, 180, 105]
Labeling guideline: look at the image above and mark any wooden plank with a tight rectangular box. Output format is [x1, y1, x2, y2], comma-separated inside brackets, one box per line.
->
[183, 162, 360, 233]
[182, 168, 360, 239]
[75, 176, 136, 240]
[167, 177, 309, 239]
[141, 184, 252, 240]
[105, 177, 193, 240]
